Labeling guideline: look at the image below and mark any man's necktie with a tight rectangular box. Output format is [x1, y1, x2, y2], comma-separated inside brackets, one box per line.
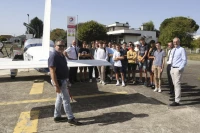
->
[167, 49, 171, 61]
[74, 47, 78, 58]
[171, 49, 176, 66]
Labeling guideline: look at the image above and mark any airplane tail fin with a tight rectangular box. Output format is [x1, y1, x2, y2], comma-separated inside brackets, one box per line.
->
[42, 0, 51, 59]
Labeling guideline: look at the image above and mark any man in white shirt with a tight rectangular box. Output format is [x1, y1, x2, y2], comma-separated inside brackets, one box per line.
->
[169, 37, 187, 106]
[166, 41, 174, 95]
[64, 40, 79, 84]
[113, 44, 125, 87]
[94, 41, 108, 85]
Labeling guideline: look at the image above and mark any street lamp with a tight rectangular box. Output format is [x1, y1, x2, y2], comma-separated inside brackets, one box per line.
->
[27, 14, 29, 34]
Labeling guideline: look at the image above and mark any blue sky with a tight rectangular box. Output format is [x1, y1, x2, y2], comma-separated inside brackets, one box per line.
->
[0, 0, 200, 36]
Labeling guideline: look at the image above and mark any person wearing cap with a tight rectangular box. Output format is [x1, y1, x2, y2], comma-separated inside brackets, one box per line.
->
[48, 39, 82, 125]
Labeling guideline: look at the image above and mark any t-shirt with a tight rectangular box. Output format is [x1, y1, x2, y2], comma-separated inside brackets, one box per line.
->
[48, 51, 68, 79]
[139, 45, 148, 57]
[94, 48, 108, 60]
[113, 51, 124, 67]
[149, 47, 157, 61]
[153, 49, 166, 67]
[79, 48, 90, 60]
[120, 48, 128, 64]
[108, 48, 116, 63]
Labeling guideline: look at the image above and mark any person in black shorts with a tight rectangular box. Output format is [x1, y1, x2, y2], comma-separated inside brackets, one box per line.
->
[78, 41, 91, 82]
[147, 40, 157, 88]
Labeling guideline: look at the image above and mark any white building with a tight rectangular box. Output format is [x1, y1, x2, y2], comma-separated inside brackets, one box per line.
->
[106, 22, 157, 44]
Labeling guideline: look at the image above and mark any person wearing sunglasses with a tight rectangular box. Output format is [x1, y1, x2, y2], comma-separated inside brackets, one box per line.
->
[48, 39, 82, 125]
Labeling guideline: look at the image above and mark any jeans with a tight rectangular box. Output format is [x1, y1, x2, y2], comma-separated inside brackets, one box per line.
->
[53, 79, 74, 119]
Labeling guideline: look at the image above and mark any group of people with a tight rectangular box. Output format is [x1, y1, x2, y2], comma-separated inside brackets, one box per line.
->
[63, 38, 166, 90]
[48, 37, 187, 124]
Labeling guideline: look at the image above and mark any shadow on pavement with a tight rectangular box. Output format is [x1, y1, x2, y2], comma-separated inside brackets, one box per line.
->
[30, 92, 162, 120]
[0, 75, 50, 83]
[79, 112, 148, 126]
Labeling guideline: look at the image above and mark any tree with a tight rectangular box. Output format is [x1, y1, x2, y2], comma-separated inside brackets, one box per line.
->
[143, 21, 155, 31]
[27, 17, 43, 38]
[77, 20, 107, 43]
[0, 36, 7, 42]
[191, 38, 200, 48]
[50, 28, 67, 42]
[159, 17, 199, 47]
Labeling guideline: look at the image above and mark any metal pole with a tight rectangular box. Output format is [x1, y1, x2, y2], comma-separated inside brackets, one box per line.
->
[76, 15, 78, 46]
[27, 14, 29, 34]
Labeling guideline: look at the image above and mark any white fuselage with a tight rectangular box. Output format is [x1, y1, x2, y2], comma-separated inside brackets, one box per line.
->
[23, 39, 54, 61]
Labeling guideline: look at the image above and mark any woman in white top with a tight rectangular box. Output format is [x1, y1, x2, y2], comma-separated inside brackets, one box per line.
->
[94, 41, 108, 85]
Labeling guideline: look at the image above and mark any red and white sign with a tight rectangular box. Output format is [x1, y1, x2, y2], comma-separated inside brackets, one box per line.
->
[67, 16, 76, 47]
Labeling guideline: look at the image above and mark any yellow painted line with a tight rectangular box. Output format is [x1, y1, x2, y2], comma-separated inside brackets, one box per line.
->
[0, 91, 127, 106]
[13, 111, 40, 133]
[29, 82, 44, 95]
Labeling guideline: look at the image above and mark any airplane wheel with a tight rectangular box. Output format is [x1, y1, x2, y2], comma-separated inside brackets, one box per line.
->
[11, 76, 16, 79]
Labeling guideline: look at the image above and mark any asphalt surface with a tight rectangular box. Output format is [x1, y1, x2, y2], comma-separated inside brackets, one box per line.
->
[0, 60, 200, 133]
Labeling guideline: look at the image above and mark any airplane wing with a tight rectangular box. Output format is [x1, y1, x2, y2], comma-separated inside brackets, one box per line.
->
[0, 59, 111, 69]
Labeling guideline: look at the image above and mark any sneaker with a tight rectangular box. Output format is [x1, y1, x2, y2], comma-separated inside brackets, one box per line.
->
[122, 83, 125, 87]
[169, 102, 180, 106]
[89, 79, 92, 82]
[102, 81, 106, 85]
[116, 82, 120, 86]
[54, 117, 68, 123]
[154, 88, 158, 92]
[158, 88, 162, 93]
[99, 80, 102, 84]
[68, 117, 82, 126]
[151, 85, 155, 89]
[132, 80, 136, 84]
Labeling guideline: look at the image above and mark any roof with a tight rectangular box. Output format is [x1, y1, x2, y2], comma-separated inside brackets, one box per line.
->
[107, 22, 129, 28]
[107, 29, 156, 36]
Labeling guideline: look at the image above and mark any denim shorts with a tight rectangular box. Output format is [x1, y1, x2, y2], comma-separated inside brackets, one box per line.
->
[138, 60, 147, 70]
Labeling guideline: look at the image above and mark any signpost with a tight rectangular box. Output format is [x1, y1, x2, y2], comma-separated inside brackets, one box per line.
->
[67, 16, 76, 47]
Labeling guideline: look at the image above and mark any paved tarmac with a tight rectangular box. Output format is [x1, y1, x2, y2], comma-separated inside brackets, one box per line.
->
[0, 60, 200, 133]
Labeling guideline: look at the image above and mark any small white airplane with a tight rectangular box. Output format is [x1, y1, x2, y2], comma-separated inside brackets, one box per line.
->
[0, 0, 111, 78]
